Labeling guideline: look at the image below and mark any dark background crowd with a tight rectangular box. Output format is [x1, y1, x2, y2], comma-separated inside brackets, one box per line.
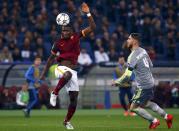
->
[0, 0, 179, 63]
[0, 81, 179, 109]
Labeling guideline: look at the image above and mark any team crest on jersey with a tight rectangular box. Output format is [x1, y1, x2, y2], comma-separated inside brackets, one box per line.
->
[70, 36, 74, 39]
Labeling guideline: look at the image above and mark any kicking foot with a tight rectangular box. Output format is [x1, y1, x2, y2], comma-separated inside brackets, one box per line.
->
[50, 92, 57, 107]
[166, 114, 173, 129]
[63, 121, 74, 130]
[149, 119, 160, 129]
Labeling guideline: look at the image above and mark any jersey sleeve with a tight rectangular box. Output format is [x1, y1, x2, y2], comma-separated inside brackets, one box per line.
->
[147, 54, 153, 68]
[25, 66, 36, 83]
[51, 42, 58, 55]
[127, 52, 138, 69]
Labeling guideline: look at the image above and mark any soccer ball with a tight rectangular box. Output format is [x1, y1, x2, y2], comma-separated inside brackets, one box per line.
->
[56, 13, 70, 26]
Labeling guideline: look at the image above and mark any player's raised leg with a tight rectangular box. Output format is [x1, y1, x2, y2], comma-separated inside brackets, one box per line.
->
[146, 101, 173, 128]
[50, 71, 72, 106]
[63, 91, 78, 130]
[129, 88, 160, 129]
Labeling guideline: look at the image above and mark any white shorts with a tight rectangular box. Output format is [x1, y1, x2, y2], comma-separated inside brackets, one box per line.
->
[54, 66, 79, 92]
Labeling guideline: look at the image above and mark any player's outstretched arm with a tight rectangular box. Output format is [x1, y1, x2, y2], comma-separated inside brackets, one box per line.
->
[81, 2, 96, 37]
[40, 54, 56, 80]
[112, 68, 132, 86]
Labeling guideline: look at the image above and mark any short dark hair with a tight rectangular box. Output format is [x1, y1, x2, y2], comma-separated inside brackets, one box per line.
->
[61, 23, 74, 31]
[34, 55, 41, 60]
[130, 33, 141, 42]
[62, 23, 72, 28]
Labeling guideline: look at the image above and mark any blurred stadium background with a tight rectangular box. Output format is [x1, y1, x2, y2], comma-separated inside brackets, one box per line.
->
[0, 0, 179, 130]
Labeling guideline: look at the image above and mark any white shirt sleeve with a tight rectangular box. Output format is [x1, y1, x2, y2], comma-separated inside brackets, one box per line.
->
[78, 53, 93, 65]
[78, 53, 85, 65]
[103, 53, 109, 62]
[16, 92, 26, 106]
[95, 51, 109, 63]
[94, 51, 100, 63]
[85, 54, 92, 65]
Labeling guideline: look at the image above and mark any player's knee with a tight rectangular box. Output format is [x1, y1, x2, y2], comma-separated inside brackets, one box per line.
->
[70, 95, 77, 102]
[63, 71, 72, 81]
[151, 104, 159, 112]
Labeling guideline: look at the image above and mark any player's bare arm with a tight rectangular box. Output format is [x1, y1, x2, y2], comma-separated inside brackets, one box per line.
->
[81, 2, 96, 37]
[40, 54, 56, 80]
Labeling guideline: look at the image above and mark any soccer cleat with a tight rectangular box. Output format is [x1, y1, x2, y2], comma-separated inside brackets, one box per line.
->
[23, 109, 30, 117]
[166, 114, 173, 129]
[123, 111, 129, 116]
[50, 92, 57, 107]
[63, 121, 74, 130]
[129, 112, 137, 116]
[149, 119, 160, 129]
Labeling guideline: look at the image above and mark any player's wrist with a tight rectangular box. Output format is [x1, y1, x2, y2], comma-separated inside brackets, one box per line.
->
[87, 12, 91, 17]
[115, 80, 121, 85]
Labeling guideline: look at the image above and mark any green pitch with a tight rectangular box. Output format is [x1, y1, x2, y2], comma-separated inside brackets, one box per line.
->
[0, 109, 178, 131]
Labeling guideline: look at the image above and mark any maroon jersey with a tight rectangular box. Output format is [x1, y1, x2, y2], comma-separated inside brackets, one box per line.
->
[51, 32, 83, 65]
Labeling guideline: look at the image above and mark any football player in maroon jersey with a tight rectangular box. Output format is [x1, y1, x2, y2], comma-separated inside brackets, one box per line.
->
[40, 2, 95, 130]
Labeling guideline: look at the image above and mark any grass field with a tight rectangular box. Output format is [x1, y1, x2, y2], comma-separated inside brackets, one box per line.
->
[0, 109, 178, 131]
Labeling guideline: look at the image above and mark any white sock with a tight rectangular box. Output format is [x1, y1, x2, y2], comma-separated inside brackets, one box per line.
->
[152, 118, 158, 123]
[164, 114, 168, 119]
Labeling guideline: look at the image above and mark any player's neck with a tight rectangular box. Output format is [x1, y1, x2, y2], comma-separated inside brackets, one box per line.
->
[131, 44, 139, 51]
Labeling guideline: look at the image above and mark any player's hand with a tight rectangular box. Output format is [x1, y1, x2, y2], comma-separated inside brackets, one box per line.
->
[81, 2, 90, 13]
[35, 82, 40, 87]
[111, 79, 118, 87]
